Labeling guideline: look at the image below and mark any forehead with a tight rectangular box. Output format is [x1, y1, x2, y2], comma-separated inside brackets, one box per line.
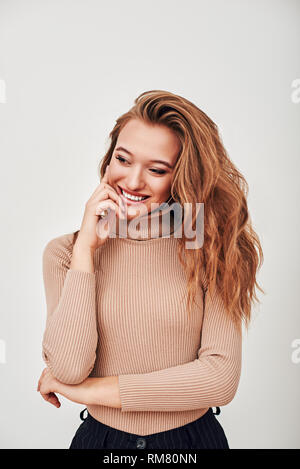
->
[116, 119, 180, 163]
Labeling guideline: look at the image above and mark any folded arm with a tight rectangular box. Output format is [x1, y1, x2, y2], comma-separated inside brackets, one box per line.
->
[118, 285, 243, 412]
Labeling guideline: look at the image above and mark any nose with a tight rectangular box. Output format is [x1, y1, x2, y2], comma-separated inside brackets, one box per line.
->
[125, 167, 146, 193]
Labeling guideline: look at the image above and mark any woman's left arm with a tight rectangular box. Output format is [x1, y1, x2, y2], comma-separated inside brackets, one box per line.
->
[117, 285, 243, 413]
[37, 368, 121, 408]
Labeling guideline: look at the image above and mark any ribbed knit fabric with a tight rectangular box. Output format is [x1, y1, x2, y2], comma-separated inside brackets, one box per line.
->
[42, 218, 242, 436]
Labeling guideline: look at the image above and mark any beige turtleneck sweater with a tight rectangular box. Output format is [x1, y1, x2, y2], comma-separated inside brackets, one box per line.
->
[41, 208, 242, 436]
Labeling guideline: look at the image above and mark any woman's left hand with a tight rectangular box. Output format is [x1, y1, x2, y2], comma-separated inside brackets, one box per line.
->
[37, 367, 98, 406]
[37, 367, 61, 408]
[37, 369, 120, 408]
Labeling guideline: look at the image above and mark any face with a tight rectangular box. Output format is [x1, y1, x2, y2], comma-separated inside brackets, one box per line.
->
[108, 118, 180, 221]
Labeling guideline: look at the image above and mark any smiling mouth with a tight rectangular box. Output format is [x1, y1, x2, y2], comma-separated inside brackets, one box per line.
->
[117, 186, 151, 203]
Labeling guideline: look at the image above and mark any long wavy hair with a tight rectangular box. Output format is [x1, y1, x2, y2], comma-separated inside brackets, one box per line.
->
[89, 90, 264, 332]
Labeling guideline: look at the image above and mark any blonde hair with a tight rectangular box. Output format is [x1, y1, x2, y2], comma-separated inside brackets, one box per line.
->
[96, 90, 264, 331]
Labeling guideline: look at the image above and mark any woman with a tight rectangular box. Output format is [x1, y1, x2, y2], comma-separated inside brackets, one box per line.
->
[37, 90, 264, 449]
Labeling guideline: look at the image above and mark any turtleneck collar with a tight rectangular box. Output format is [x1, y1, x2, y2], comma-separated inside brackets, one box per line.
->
[110, 200, 183, 241]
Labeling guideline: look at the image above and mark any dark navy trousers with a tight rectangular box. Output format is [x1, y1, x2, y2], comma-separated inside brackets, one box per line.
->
[69, 407, 229, 449]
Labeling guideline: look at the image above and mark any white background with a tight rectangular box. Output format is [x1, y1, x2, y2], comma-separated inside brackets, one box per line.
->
[0, 0, 299, 449]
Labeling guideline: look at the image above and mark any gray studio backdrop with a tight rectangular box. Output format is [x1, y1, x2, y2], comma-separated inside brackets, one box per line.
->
[0, 0, 299, 449]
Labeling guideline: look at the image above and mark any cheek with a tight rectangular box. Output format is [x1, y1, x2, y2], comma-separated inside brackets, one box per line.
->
[108, 162, 120, 177]
[108, 166, 124, 186]
[154, 182, 171, 197]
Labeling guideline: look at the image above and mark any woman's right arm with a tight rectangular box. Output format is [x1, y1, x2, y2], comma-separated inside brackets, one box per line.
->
[41, 237, 98, 385]
[41, 164, 125, 385]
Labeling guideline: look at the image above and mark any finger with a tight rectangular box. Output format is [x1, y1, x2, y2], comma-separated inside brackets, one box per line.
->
[37, 367, 49, 391]
[95, 199, 125, 220]
[94, 164, 110, 193]
[89, 164, 111, 200]
[89, 165, 118, 202]
[98, 187, 125, 212]
[41, 391, 61, 407]
[45, 392, 60, 406]
[37, 372, 46, 392]
[48, 392, 61, 407]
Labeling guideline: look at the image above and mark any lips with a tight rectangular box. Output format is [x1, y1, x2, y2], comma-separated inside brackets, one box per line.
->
[117, 185, 150, 199]
[116, 186, 150, 207]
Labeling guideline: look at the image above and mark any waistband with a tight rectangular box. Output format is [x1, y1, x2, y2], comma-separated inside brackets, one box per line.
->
[79, 406, 221, 439]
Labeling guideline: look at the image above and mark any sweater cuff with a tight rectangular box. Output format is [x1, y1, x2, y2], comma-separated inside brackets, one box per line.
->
[67, 268, 96, 280]
[118, 372, 170, 412]
[118, 374, 145, 412]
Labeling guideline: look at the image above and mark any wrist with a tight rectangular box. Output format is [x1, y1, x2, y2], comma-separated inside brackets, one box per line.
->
[55, 378, 95, 406]
[89, 376, 121, 408]
[70, 238, 95, 273]
[73, 238, 95, 255]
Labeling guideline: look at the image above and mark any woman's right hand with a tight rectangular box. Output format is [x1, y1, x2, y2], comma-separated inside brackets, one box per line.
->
[75, 164, 126, 252]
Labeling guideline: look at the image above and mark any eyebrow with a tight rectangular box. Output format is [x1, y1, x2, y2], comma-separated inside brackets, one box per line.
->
[115, 146, 173, 169]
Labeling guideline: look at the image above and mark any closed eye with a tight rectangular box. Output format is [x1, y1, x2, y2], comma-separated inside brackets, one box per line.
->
[115, 155, 167, 175]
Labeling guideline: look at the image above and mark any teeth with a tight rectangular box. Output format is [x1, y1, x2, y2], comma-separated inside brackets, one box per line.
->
[121, 189, 147, 201]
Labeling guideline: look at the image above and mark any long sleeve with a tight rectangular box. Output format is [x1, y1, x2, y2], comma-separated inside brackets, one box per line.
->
[118, 285, 242, 412]
[41, 235, 98, 384]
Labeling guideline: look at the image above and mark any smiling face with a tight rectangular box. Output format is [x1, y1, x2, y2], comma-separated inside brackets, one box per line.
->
[108, 118, 181, 220]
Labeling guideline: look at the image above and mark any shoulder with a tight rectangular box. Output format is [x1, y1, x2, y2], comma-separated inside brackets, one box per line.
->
[42, 230, 79, 268]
